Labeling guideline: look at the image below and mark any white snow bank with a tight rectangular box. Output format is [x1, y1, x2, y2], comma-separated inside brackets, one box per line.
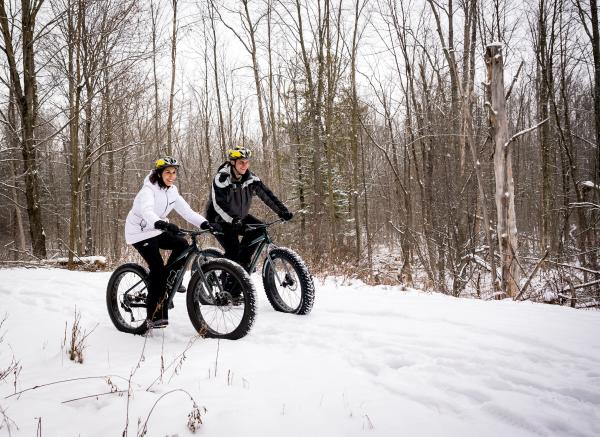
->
[1, 268, 599, 436]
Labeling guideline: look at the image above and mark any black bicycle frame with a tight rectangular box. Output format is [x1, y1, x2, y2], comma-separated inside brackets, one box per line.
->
[242, 219, 285, 277]
[124, 230, 211, 308]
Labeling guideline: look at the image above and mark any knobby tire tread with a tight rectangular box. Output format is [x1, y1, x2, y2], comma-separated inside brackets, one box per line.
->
[186, 258, 256, 340]
[263, 247, 315, 315]
[106, 263, 149, 335]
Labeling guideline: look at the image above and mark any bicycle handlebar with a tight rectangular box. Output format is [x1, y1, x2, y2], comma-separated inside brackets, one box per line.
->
[177, 228, 213, 237]
[244, 218, 285, 230]
[178, 218, 286, 235]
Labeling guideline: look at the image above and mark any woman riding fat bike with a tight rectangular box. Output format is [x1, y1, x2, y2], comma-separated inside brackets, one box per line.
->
[123, 155, 214, 330]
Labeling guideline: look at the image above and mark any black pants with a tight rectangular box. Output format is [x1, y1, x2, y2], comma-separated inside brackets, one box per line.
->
[215, 215, 264, 272]
[133, 232, 188, 321]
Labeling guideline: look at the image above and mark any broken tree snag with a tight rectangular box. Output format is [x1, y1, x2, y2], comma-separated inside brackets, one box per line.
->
[486, 43, 520, 298]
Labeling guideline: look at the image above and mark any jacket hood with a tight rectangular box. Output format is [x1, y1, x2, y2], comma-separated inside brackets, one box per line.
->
[143, 173, 154, 188]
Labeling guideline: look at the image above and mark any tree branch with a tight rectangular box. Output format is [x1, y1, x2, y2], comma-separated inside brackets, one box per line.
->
[506, 118, 548, 148]
[515, 249, 549, 301]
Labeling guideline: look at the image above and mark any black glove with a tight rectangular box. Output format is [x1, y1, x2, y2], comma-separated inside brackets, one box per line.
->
[279, 210, 293, 221]
[200, 221, 211, 230]
[154, 220, 180, 233]
[200, 221, 223, 233]
[231, 217, 243, 232]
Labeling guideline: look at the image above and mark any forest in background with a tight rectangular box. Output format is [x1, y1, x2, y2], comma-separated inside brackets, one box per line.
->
[0, 0, 599, 306]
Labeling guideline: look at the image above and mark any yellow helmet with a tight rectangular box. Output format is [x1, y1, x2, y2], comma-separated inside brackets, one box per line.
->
[155, 156, 180, 170]
[227, 146, 252, 160]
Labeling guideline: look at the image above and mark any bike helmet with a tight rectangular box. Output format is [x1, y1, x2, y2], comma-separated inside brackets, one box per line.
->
[227, 146, 252, 160]
[155, 156, 180, 170]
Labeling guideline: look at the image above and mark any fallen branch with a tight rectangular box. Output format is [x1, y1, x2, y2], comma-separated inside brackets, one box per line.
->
[576, 300, 600, 309]
[560, 278, 600, 293]
[515, 249, 550, 301]
[544, 260, 600, 276]
[557, 293, 578, 301]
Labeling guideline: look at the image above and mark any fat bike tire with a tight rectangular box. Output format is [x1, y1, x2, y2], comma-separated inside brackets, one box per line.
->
[106, 263, 149, 335]
[262, 247, 315, 315]
[186, 258, 256, 340]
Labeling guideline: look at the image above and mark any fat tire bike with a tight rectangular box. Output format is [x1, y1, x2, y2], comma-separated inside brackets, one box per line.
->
[196, 219, 315, 315]
[106, 228, 257, 339]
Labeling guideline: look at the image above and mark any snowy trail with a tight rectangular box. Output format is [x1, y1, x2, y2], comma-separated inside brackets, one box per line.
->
[1, 268, 599, 436]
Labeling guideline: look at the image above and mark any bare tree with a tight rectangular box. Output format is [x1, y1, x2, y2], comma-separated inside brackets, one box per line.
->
[486, 44, 519, 297]
[348, 0, 367, 263]
[0, 0, 48, 258]
[216, 0, 269, 159]
[574, 0, 600, 182]
[293, 0, 328, 253]
[150, 0, 162, 147]
[4, 88, 27, 257]
[265, 0, 281, 183]
[166, 0, 178, 154]
[208, 0, 226, 153]
[65, 0, 83, 264]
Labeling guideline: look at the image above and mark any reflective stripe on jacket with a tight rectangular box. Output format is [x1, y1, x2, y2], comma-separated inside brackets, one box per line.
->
[205, 162, 287, 223]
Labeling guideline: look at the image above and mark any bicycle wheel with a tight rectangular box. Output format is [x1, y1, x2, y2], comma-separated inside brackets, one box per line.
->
[262, 247, 315, 315]
[106, 263, 149, 335]
[186, 258, 256, 339]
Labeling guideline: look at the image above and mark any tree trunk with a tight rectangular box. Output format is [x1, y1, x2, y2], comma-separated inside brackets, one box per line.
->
[242, 0, 269, 164]
[536, 0, 554, 251]
[201, 23, 213, 183]
[591, 0, 600, 182]
[294, 0, 327, 253]
[350, 0, 363, 263]
[486, 44, 520, 297]
[82, 87, 93, 256]
[151, 0, 162, 148]
[166, 0, 178, 154]
[292, 77, 307, 238]
[67, 0, 82, 266]
[6, 89, 27, 256]
[209, 0, 226, 153]
[266, 0, 281, 185]
[0, 0, 47, 258]
[360, 134, 373, 270]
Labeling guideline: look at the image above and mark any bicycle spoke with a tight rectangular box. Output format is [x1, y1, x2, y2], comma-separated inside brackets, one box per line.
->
[187, 259, 256, 339]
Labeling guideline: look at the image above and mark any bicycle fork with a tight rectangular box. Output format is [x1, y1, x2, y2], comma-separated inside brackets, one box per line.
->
[263, 247, 294, 288]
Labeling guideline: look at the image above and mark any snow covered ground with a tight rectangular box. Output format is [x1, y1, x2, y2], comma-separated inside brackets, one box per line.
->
[1, 267, 599, 437]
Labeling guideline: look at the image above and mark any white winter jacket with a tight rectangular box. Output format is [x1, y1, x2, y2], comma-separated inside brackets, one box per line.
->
[124, 174, 207, 245]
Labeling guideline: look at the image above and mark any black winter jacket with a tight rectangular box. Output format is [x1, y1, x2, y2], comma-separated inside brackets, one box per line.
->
[205, 162, 288, 223]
